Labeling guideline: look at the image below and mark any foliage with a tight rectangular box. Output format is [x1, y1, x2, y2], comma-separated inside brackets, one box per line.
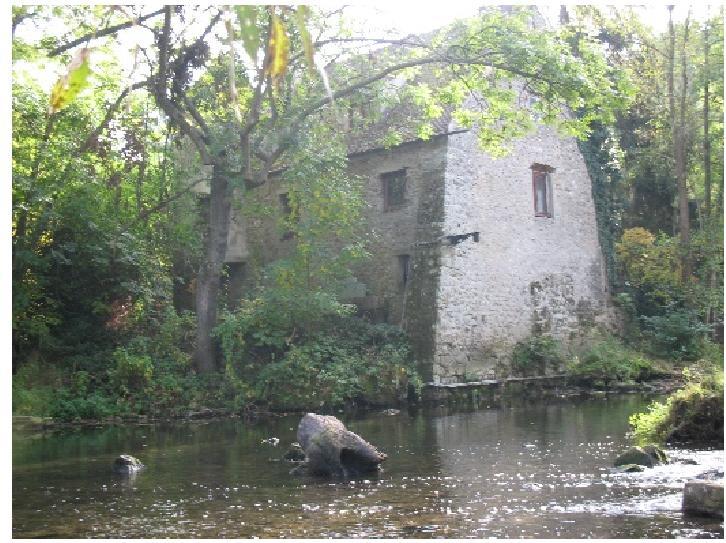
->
[511, 335, 565, 377]
[219, 313, 418, 411]
[640, 307, 712, 360]
[630, 361, 724, 444]
[578, 122, 626, 289]
[566, 336, 659, 384]
[616, 227, 681, 310]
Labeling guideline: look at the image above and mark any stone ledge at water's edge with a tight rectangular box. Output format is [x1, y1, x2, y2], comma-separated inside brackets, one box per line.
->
[421, 375, 681, 406]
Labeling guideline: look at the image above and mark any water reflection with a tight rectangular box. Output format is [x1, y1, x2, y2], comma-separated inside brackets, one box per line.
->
[13, 395, 724, 538]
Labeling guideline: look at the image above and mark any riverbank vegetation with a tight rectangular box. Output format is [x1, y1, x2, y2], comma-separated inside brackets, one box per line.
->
[12, 6, 723, 422]
[630, 362, 724, 446]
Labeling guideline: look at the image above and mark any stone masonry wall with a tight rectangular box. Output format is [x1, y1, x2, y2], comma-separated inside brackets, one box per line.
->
[346, 137, 448, 381]
[434, 125, 615, 383]
[227, 137, 449, 380]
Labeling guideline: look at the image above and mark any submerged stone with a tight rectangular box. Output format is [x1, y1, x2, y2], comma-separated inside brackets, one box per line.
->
[683, 480, 724, 519]
[113, 454, 144, 474]
[283, 442, 306, 462]
[617, 463, 645, 473]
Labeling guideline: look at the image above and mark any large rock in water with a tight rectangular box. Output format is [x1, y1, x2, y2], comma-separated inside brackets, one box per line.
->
[296, 413, 386, 477]
[613, 445, 667, 468]
[683, 480, 724, 519]
[113, 454, 144, 474]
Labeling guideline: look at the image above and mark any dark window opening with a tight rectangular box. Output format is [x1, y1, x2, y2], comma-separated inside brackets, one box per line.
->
[531, 165, 554, 218]
[398, 254, 411, 287]
[382, 169, 407, 211]
[223, 262, 247, 310]
[279, 193, 295, 240]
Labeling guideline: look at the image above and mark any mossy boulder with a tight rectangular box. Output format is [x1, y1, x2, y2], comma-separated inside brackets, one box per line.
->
[614, 445, 667, 468]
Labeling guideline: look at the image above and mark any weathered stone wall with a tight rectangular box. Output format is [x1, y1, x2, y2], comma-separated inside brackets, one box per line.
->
[226, 137, 448, 379]
[345, 137, 448, 380]
[434, 125, 615, 383]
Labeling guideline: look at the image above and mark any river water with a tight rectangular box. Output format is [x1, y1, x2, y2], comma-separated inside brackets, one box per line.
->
[12, 394, 724, 538]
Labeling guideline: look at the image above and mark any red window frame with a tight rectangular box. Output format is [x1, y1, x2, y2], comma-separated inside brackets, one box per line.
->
[531, 164, 554, 218]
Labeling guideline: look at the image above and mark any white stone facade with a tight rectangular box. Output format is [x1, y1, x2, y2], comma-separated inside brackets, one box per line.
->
[433, 125, 614, 383]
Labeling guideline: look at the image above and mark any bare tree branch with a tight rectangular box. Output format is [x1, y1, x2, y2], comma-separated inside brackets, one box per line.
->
[79, 80, 149, 154]
[48, 8, 165, 57]
[153, 6, 213, 164]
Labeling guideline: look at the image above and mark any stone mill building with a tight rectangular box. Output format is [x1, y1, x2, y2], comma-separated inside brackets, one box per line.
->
[213, 105, 616, 385]
[194, 38, 616, 386]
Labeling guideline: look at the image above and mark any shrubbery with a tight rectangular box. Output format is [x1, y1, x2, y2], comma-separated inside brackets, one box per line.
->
[511, 335, 565, 376]
[566, 336, 659, 384]
[630, 362, 724, 445]
[215, 293, 420, 411]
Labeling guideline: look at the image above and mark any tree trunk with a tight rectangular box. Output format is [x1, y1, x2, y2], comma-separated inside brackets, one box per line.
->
[668, 6, 691, 282]
[703, 19, 712, 218]
[193, 162, 231, 373]
[677, 15, 691, 281]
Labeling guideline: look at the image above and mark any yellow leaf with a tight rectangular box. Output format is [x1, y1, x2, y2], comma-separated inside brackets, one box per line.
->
[49, 48, 92, 114]
[266, 13, 289, 84]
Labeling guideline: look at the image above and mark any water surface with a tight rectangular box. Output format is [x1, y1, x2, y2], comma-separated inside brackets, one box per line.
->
[13, 395, 724, 538]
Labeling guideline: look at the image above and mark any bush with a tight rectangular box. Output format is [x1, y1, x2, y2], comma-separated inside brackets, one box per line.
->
[640, 306, 712, 360]
[567, 336, 658, 384]
[49, 390, 117, 422]
[109, 347, 153, 395]
[630, 362, 724, 445]
[217, 303, 420, 411]
[511, 335, 564, 376]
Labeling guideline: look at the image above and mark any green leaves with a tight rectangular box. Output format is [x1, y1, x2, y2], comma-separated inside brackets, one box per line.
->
[49, 47, 92, 114]
[293, 5, 315, 71]
[234, 5, 262, 61]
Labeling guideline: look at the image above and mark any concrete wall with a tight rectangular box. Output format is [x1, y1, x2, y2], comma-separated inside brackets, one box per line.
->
[433, 125, 614, 383]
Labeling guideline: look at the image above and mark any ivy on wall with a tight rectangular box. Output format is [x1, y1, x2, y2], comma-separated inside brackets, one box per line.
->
[578, 122, 625, 290]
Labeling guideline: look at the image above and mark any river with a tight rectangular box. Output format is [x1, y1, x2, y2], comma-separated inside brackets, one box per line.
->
[12, 394, 724, 538]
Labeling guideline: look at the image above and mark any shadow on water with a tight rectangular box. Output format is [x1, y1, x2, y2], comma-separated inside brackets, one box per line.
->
[12, 394, 724, 538]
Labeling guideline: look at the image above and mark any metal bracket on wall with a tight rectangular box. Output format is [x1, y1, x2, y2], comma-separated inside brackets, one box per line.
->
[414, 231, 480, 248]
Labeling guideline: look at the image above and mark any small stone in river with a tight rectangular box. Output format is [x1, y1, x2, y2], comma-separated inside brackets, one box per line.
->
[283, 442, 306, 462]
[112, 454, 144, 474]
[617, 463, 645, 473]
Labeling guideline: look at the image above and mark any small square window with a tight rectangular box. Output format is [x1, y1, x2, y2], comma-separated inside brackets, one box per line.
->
[531, 165, 554, 218]
[382, 169, 407, 211]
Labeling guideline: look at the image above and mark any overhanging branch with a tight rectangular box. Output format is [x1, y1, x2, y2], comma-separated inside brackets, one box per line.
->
[48, 8, 165, 57]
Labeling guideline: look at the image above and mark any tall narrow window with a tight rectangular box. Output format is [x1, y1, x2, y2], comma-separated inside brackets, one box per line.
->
[398, 254, 411, 287]
[531, 164, 554, 218]
[382, 169, 407, 211]
[279, 193, 295, 240]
